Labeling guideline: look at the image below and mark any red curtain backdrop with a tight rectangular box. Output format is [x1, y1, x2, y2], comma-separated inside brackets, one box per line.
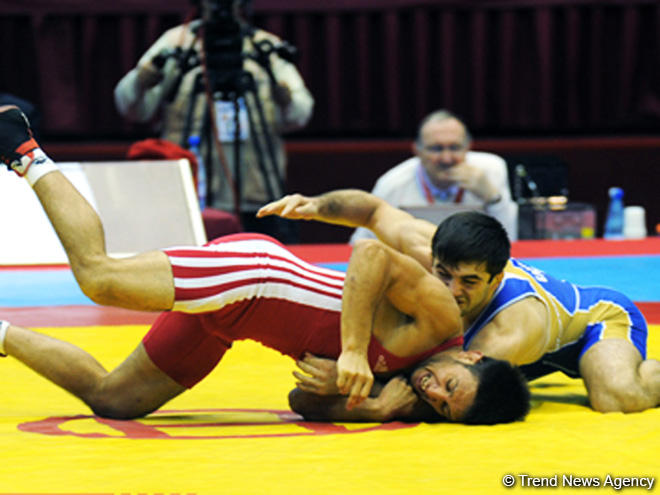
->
[1, 0, 660, 138]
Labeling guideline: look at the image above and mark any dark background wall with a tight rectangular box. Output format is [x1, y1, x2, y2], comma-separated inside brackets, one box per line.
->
[2, 0, 659, 242]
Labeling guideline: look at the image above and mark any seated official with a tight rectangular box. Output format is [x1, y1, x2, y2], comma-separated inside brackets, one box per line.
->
[351, 109, 517, 242]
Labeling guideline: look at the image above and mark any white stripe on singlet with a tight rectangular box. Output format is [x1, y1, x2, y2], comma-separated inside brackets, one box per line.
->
[166, 238, 345, 314]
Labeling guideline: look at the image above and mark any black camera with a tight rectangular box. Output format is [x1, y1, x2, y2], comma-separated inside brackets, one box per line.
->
[201, 0, 299, 96]
[201, 0, 248, 95]
[154, 0, 298, 97]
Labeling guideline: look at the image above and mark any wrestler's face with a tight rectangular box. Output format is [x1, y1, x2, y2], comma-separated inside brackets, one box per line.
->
[414, 118, 469, 187]
[410, 351, 483, 421]
[432, 259, 503, 321]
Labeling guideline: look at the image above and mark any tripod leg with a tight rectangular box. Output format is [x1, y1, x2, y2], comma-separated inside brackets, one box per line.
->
[244, 97, 279, 201]
[181, 73, 205, 148]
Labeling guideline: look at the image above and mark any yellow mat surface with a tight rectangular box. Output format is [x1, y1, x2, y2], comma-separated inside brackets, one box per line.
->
[1, 324, 659, 495]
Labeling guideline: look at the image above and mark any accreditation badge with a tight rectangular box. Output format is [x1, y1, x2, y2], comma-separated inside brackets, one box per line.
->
[215, 98, 249, 142]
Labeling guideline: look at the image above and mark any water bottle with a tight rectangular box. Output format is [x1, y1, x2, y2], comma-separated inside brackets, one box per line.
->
[603, 187, 624, 240]
[187, 135, 206, 211]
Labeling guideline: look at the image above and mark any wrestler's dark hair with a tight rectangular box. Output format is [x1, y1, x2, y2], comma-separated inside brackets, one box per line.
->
[431, 211, 510, 280]
[460, 357, 531, 425]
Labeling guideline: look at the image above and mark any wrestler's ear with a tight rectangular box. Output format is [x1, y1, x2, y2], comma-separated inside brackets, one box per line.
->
[456, 350, 484, 365]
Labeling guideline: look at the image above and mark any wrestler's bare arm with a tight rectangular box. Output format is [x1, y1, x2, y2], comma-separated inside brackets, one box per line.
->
[466, 298, 550, 365]
[288, 376, 438, 423]
[335, 238, 389, 408]
[257, 190, 435, 269]
[290, 354, 438, 422]
[337, 239, 462, 409]
[377, 244, 462, 355]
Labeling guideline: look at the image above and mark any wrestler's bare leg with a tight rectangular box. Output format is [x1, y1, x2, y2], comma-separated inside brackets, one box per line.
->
[32, 171, 175, 311]
[4, 323, 184, 418]
[0, 105, 174, 311]
[580, 339, 660, 413]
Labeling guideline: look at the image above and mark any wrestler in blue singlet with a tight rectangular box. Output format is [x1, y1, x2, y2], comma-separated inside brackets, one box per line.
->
[463, 258, 648, 380]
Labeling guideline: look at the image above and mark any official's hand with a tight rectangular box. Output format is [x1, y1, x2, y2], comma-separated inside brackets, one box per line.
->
[442, 162, 499, 202]
[257, 193, 320, 220]
[293, 353, 339, 395]
[336, 350, 374, 410]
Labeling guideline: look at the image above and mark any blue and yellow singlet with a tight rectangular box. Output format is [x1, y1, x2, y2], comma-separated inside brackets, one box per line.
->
[463, 258, 647, 380]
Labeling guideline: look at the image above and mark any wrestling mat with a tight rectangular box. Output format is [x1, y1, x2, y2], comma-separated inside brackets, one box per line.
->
[1, 239, 659, 494]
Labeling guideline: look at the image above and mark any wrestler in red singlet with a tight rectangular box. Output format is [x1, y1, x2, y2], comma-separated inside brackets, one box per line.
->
[143, 233, 462, 388]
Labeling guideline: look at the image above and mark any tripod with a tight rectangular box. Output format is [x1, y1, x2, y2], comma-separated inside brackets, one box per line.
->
[175, 25, 286, 218]
[154, 11, 302, 241]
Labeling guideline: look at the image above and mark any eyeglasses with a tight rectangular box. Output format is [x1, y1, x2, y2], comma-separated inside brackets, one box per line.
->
[419, 143, 466, 154]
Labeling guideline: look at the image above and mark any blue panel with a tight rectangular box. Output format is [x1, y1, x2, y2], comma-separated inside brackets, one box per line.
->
[322, 257, 660, 302]
[318, 262, 348, 272]
[1, 254, 658, 307]
[518, 255, 660, 301]
[0, 270, 92, 307]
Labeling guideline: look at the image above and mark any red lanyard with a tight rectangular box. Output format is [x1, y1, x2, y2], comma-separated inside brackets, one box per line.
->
[420, 171, 465, 204]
